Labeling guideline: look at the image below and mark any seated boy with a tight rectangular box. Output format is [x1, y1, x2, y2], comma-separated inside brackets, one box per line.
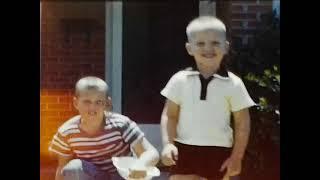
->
[49, 76, 159, 180]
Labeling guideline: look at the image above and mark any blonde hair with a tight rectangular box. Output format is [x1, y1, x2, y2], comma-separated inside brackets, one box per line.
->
[186, 16, 227, 41]
[75, 76, 109, 97]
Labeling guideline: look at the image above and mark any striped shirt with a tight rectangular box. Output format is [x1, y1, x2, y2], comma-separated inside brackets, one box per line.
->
[49, 112, 144, 173]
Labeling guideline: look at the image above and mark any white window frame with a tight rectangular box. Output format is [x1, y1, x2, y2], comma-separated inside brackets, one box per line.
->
[105, 2, 123, 113]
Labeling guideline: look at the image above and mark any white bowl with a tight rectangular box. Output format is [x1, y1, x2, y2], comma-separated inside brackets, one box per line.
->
[112, 156, 160, 180]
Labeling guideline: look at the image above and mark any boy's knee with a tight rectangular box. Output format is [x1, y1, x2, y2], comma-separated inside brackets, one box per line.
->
[61, 159, 83, 176]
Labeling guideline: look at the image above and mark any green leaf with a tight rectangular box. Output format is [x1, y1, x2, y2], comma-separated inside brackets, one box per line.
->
[273, 65, 278, 71]
[264, 69, 271, 76]
[275, 75, 280, 82]
[258, 81, 267, 87]
[245, 73, 256, 81]
[244, 74, 252, 81]
[259, 97, 268, 106]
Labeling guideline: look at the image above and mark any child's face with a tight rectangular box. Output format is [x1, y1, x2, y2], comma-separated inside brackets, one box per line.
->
[73, 89, 110, 123]
[186, 29, 229, 70]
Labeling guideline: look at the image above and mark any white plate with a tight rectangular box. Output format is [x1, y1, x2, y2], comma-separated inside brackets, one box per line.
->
[112, 156, 160, 180]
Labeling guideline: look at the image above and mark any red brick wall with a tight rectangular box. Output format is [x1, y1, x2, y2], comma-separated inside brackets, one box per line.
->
[230, 0, 273, 45]
[40, 2, 105, 157]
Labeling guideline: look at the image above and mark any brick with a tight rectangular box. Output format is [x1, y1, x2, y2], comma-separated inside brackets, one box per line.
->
[49, 83, 72, 89]
[231, 20, 242, 27]
[91, 49, 105, 54]
[43, 74, 60, 81]
[58, 57, 73, 64]
[40, 90, 49, 96]
[43, 130, 58, 139]
[47, 49, 72, 58]
[94, 69, 105, 76]
[71, 48, 91, 55]
[231, 5, 243, 12]
[41, 104, 47, 110]
[73, 51, 94, 57]
[47, 103, 71, 110]
[41, 84, 53, 89]
[231, 29, 256, 35]
[232, 13, 257, 20]
[94, 60, 104, 64]
[45, 77, 63, 83]
[40, 136, 52, 143]
[46, 90, 71, 96]
[76, 63, 94, 69]
[59, 111, 77, 117]
[41, 96, 59, 103]
[49, 78, 64, 85]
[231, 0, 272, 6]
[248, 5, 273, 12]
[45, 32, 63, 39]
[41, 110, 60, 117]
[248, 21, 258, 27]
[90, 44, 105, 50]
[44, 64, 72, 72]
[58, 96, 73, 103]
[44, 25, 60, 34]
[42, 117, 65, 130]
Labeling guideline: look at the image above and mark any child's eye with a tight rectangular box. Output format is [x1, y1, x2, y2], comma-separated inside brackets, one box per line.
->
[83, 100, 91, 105]
[96, 100, 104, 106]
[196, 42, 205, 47]
[211, 41, 221, 46]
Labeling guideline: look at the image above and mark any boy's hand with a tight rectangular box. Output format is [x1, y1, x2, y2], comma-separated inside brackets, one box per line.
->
[220, 156, 242, 177]
[161, 143, 178, 166]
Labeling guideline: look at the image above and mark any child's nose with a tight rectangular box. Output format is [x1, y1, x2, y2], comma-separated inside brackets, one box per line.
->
[204, 44, 214, 51]
[88, 103, 98, 110]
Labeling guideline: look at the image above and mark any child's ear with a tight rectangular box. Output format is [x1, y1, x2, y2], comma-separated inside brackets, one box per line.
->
[225, 41, 230, 54]
[105, 96, 112, 110]
[185, 42, 193, 55]
[73, 97, 79, 110]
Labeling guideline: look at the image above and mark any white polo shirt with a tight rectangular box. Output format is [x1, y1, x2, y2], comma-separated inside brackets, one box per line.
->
[161, 70, 256, 147]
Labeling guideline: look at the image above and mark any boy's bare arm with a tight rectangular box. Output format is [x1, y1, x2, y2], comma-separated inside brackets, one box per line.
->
[221, 108, 251, 177]
[131, 137, 160, 167]
[55, 155, 73, 180]
[231, 108, 251, 160]
[160, 99, 180, 166]
[161, 99, 180, 145]
[129, 138, 159, 179]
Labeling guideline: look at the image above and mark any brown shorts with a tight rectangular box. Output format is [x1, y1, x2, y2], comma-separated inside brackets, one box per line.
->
[169, 141, 237, 180]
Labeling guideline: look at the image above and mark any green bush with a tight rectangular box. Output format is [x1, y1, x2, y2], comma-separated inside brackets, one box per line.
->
[229, 10, 280, 178]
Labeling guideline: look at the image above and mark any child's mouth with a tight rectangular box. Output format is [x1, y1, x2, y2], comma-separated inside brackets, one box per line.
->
[202, 54, 216, 58]
[88, 112, 97, 116]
